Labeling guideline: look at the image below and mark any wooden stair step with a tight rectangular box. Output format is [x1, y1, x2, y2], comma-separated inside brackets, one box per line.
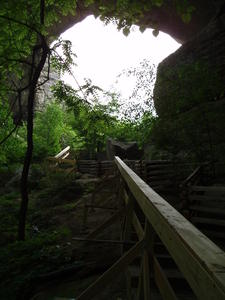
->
[189, 205, 225, 216]
[201, 229, 225, 239]
[146, 170, 175, 176]
[189, 195, 225, 202]
[190, 186, 225, 194]
[191, 217, 225, 227]
[128, 265, 183, 279]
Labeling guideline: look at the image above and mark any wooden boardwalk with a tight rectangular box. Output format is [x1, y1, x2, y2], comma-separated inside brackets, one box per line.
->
[73, 157, 225, 300]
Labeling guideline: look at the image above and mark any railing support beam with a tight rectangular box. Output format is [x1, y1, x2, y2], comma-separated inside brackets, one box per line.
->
[76, 239, 145, 300]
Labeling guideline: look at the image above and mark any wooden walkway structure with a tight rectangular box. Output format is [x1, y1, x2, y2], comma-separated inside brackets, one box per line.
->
[75, 156, 225, 300]
[47, 146, 77, 175]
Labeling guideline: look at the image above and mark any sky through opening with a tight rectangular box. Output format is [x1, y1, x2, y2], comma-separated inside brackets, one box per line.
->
[61, 15, 181, 102]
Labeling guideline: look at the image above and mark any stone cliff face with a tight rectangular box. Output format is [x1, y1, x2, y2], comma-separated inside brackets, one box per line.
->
[154, 12, 225, 116]
[153, 9, 225, 162]
[36, 63, 60, 110]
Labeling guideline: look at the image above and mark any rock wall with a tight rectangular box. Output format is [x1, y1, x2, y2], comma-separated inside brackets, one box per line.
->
[35, 63, 60, 110]
[153, 10, 225, 162]
[154, 12, 225, 116]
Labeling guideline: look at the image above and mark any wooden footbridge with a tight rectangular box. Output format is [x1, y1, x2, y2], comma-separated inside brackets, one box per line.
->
[73, 157, 225, 300]
[47, 148, 225, 299]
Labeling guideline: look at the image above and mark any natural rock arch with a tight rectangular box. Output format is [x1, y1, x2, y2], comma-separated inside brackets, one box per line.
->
[48, 0, 218, 44]
[16, 1, 222, 120]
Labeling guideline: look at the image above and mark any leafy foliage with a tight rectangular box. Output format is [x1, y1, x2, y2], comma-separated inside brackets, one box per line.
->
[0, 229, 71, 300]
[94, 0, 195, 35]
[0, 102, 26, 165]
[118, 59, 156, 118]
[33, 103, 75, 159]
[52, 78, 156, 155]
[52, 80, 122, 157]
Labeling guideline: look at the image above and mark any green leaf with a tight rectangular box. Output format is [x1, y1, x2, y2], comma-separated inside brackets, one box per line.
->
[123, 26, 130, 36]
[152, 0, 163, 7]
[139, 25, 146, 33]
[152, 29, 159, 37]
[84, 0, 94, 7]
[181, 12, 191, 23]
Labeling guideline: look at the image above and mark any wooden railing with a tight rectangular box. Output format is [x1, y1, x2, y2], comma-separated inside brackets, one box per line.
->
[47, 146, 76, 175]
[76, 157, 225, 300]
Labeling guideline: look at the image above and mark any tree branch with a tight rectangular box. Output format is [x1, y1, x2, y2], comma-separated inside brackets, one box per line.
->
[40, 0, 45, 25]
[0, 123, 18, 146]
[0, 15, 42, 37]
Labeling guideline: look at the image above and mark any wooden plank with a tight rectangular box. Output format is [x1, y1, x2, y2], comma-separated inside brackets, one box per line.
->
[146, 165, 174, 171]
[191, 217, 225, 227]
[61, 152, 70, 160]
[122, 190, 134, 300]
[147, 179, 172, 186]
[147, 171, 174, 177]
[190, 185, 225, 193]
[147, 174, 174, 180]
[153, 257, 178, 300]
[48, 157, 76, 165]
[115, 156, 225, 300]
[189, 195, 225, 202]
[76, 239, 145, 300]
[65, 167, 76, 175]
[189, 205, 225, 216]
[201, 230, 225, 240]
[180, 166, 202, 187]
[123, 188, 144, 241]
[85, 205, 116, 210]
[123, 190, 134, 243]
[136, 260, 143, 300]
[143, 250, 150, 300]
[125, 268, 132, 300]
[86, 207, 127, 239]
[72, 237, 135, 245]
[82, 203, 88, 231]
[132, 212, 144, 240]
[145, 160, 173, 165]
[55, 146, 70, 159]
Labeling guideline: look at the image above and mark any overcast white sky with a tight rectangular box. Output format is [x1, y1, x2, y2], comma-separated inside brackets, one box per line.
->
[61, 15, 180, 98]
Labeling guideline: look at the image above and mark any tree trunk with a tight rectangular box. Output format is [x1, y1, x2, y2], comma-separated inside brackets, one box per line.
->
[18, 44, 48, 241]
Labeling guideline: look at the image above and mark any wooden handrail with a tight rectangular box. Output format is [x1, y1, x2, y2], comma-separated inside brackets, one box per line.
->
[115, 156, 225, 300]
[54, 146, 70, 159]
[179, 165, 202, 188]
[47, 146, 77, 176]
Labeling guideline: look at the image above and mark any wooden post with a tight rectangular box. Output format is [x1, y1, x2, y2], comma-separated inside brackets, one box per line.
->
[143, 219, 153, 299]
[76, 239, 145, 300]
[86, 207, 127, 239]
[143, 250, 150, 300]
[136, 260, 144, 300]
[115, 157, 225, 300]
[153, 257, 178, 300]
[122, 188, 134, 300]
[82, 199, 88, 232]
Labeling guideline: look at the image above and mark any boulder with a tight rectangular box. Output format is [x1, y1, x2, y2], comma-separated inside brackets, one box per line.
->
[106, 138, 142, 160]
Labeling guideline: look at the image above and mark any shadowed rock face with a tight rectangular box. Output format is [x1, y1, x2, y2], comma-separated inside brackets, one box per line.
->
[152, 7, 225, 162]
[154, 10, 225, 116]
[106, 138, 142, 160]
[48, 1, 218, 44]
